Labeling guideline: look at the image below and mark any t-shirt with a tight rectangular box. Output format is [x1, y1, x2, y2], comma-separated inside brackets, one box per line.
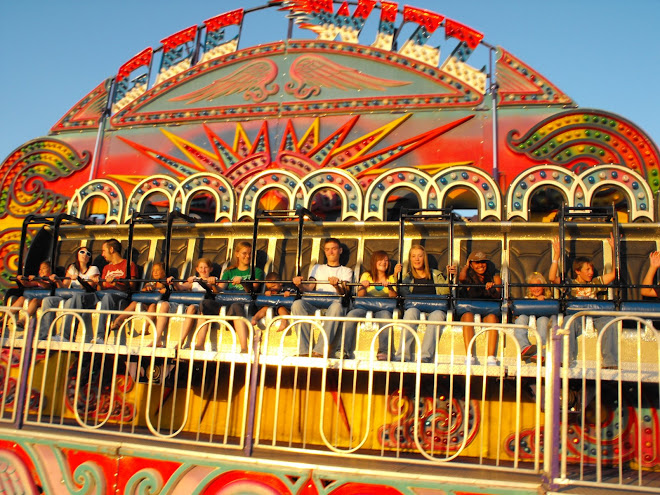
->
[101, 259, 138, 291]
[570, 276, 604, 299]
[308, 264, 354, 293]
[359, 272, 396, 297]
[66, 264, 100, 289]
[221, 266, 264, 291]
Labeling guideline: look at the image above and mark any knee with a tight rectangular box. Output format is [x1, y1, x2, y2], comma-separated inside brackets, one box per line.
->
[291, 300, 305, 315]
[403, 308, 420, 320]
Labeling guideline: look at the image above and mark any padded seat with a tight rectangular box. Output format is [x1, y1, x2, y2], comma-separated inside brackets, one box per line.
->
[510, 299, 560, 317]
[353, 297, 397, 312]
[255, 294, 295, 310]
[565, 300, 615, 314]
[455, 299, 501, 317]
[620, 301, 660, 313]
[403, 297, 448, 313]
[301, 292, 343, 309]
[21, 289, 53, 299]
[131, 292, 164, 305]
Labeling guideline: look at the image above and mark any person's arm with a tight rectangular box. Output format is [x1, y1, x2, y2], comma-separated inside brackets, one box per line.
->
[357, 273, 369, 297]
[548, 236, 561, 284]
[434, 270, 450, 296]
[601, 233, 617, 285]
[641, 251, 660, 297]
[488, 274, 503, 296]
[459, 261, 470, 282]
[293, 265, 318, 293]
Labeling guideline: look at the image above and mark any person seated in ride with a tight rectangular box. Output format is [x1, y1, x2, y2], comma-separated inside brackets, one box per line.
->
[10, 260, 53, 330]
[168, 258, 218, 348]
[396, 245, 453, 363]
[198, 242, 263, 352]
[459, 251, 502, 366]
[291, 237, 353, 358]
[513, 271, 556, 362]
[342, 250, 399, 361]
[640, 250, 660, 298]
[39, 247, 100, 340]
[66, 239, 137, 343]
[251, 271, 292, 333]
[551, 234, 617, 368]
[110, 262, 168, 343]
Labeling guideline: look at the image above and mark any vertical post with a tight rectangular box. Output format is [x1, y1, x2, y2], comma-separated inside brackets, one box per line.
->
[489, 46, 500, 184]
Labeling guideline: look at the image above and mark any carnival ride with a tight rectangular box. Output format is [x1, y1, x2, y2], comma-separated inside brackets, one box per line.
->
[1, 1, 660, 494]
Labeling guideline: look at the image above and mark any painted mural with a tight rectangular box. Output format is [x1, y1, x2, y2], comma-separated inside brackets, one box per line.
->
[2, 2, 660, 494]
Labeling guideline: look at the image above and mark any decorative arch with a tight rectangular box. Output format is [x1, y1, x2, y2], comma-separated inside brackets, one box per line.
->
[580, 164, 653, 221]
[432, 166, 502, 220]
[363, 168, 434, 221]
[506, 165, 582, 221]
[176, 173, 234, 222]
[237, 169, 299, 221]
[506, 164, 654, 222]
[67, 179, 125, 224]
[125, 175, 180, 221]
[298, 169, 363, 221]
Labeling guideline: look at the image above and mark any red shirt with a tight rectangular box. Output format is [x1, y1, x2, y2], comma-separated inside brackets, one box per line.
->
[101, 259, 138, 291]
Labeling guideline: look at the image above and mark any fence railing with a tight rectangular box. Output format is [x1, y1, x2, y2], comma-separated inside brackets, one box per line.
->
[1, 305, 660, 491]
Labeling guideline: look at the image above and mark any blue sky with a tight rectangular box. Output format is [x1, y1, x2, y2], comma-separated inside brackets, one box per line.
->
[1, 0, 659, 163]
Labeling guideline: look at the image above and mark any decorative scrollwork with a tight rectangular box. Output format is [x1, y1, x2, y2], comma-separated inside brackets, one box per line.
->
[0, 139, 90, 219]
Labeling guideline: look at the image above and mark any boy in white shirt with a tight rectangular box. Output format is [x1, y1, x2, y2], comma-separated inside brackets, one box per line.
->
[291, 238, 353, 357]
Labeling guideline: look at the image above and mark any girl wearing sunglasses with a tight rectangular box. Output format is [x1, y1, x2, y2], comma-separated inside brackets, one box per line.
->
[38, 247, 100, 340]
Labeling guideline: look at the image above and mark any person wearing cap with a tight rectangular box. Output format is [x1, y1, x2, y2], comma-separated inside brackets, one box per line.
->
[459, 250, 502, 365]
[38, 246, 100, 340]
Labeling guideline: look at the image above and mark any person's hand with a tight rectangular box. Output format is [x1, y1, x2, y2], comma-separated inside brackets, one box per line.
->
[552, 236, 560, 255]
[231, 275, 242, 286]
[207, 276, 217, 285]
[28, 275, 35, 281]
[537, 295, 545, 301]
[187, 275, 195, 284]
[283, 290, 291, 297]
[360, 279, 370, 289]
[393, 264, 402, 276]
[106, 274, 115, 283]
[166, 276, 174, 284]
[446, 265, 457, 276]
[328, 276, 339, 288]
[650, 251, 660, 268]
[608, 232, 616, 251]
[485, 282, 494, 290]
[293, 275, 303, 286]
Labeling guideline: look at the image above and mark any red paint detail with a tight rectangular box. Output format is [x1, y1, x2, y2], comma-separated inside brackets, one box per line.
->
[496, 48, 572, 106]
[0, 440, 42, 488]
[380, 2, 398, 23]
[309, 116, 359, 168]
[402, 6, 444, 33]
[117, 48, 153, 82]
[337, 2, 350, 17]
[353, 0, 376, 20]
[51, 80, 108, 132]
[444, 18, 484, 50]
[204, 9, 244, 32]
[352, 115, 474, 176]
[63, 448, 118, 490]
[202, 469, 293, 494]
[330, 483, 404, 494]
[161, 26, 198, 53]
[116, 456, 182, 494]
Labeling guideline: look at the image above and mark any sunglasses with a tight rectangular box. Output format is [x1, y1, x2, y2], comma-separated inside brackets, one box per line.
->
[79, 250, 92, 257]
